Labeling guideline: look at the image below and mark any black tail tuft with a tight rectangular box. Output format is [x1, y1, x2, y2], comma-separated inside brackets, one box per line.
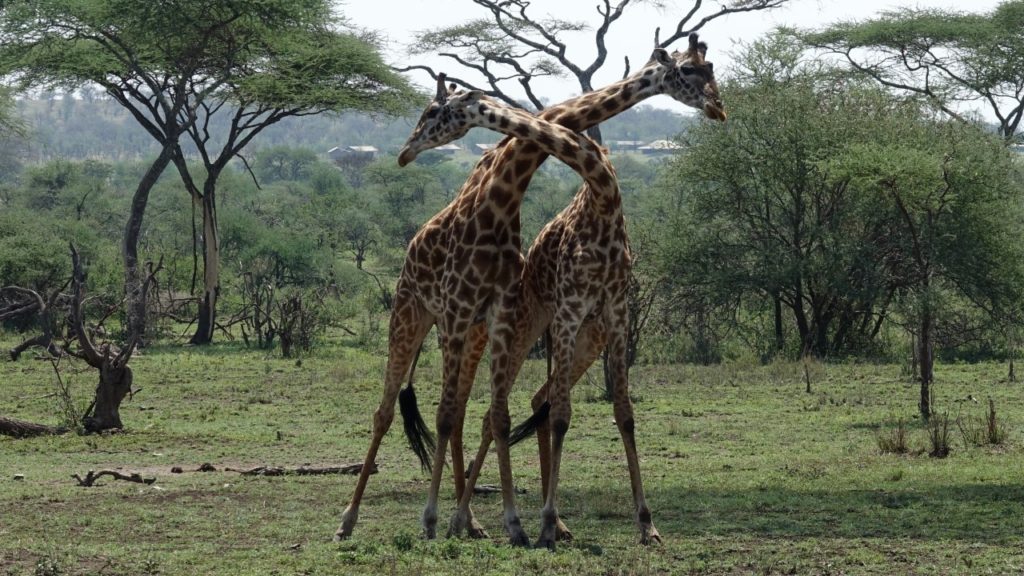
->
[508, 401, 550, 447]
[399, 383, 436, 472]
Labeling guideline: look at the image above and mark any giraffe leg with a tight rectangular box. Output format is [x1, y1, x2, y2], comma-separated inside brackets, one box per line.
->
[449, 321, 489, 539]
[604, 297, 661, 545]
[452, 284, 549, 541]
[451, 407, 492, 538]
[532, 317, 606, 542]
[535, 306, 585, 551]
[487, 298, 531, 547]
[336, 294, 434, 540]
[422, 319, 471, 539]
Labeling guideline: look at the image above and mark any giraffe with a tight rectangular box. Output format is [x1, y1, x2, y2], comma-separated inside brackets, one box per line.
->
[334, 33, 723, 545]
[395, 76, 626, 547]
[444, 33, 726, 548]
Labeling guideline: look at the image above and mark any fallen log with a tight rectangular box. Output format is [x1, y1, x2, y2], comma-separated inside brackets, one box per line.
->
[474, 484, 526, 495]
[0, 415, 68, 438]
[224, 463, 375, 477]
[72, 469, 156, 487]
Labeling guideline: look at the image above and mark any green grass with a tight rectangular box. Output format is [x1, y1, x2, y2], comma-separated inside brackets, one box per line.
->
[2, 337, 1023, 575]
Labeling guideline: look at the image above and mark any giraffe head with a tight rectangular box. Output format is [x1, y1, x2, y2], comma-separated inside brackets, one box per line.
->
[648, 32, 726, 122]
[398, 75, 483, 167]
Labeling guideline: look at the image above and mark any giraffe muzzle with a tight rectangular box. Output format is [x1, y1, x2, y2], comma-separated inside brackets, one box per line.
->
[397, 145, 417, 167]
[704, 101, 727, 122]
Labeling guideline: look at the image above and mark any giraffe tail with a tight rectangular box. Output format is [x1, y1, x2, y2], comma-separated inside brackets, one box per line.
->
[507, 401, 550, 447]
[399, 380, 435, 472]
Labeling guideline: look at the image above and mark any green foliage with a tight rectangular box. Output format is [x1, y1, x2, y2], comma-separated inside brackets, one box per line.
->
[0, 208, 114, 294]
[232, 25, 421, 115]
[0, 210, 70, 292]
[253, 146, 321, 184]
[798, 0, 1024, 140]
[655, 35, 1024, 361]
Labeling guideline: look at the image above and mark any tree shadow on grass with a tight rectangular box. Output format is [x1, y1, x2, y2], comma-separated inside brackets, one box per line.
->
[567, 482, 1024, 544]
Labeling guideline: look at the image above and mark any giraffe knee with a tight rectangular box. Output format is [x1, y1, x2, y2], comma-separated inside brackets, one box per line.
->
[487, 409, 508, 440]
[373, 407, 394, 430]
[552, 418, 569, 437]
[437, 413, 455, 437]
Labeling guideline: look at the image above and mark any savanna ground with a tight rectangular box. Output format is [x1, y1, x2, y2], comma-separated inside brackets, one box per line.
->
[2, 333, 1023, 576]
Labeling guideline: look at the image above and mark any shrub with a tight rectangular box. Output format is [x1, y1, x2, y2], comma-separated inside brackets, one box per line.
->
[877, 418, 909, 455]
[928, 413, 951, 458]
[958, 398, 1009, 447]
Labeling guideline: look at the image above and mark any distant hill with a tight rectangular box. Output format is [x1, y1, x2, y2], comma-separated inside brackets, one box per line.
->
[15, 96, 695, 162]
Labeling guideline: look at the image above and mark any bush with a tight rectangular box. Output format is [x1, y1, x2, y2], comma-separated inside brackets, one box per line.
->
[928, 413, 952, 458]
[957, 398, 1009, 447]
[877, 418, 910, 455]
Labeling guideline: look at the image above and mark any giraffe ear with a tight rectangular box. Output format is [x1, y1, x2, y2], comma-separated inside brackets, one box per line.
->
[698, 41, 709, 57]
[651, 47, 672, 65]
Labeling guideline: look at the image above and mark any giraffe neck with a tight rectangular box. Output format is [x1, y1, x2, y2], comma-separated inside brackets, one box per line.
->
[483, 67, 667, 202]
[465, 67, 665, 225]
[466, 101, 612, 198]
[540, 66, 669, 131]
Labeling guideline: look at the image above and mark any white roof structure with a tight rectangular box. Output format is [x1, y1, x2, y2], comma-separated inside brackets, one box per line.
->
[639, 139, 683, 151]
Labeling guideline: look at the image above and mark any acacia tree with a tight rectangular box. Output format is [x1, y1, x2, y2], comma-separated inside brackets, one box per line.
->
[401, 0, 789, 142]
[0, 1, 221, 342]
[0, 0, 417, 345]
[823, 122, 1023, 419]
[657, 37, 907, 359]
[798, 0, 1024, 141]
[168, 8, 417, 344]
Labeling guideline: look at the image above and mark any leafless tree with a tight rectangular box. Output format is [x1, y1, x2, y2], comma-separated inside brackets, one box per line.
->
[399, 0, 789, 141]
[68, 245, 160, 432]
[0, 282, 68, 361]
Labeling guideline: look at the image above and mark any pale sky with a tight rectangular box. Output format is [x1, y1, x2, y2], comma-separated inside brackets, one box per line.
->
[340, 0, 1002, 116]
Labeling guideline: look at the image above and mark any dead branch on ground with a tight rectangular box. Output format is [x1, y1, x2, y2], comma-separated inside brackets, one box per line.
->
[71, 469, 156, 487]
[223, 463, 375, 477]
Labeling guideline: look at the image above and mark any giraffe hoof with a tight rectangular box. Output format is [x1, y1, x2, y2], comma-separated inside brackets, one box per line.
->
[447, 515, 467, 538]
[508, 531, 531, 548]
[335, 508, 357, 541]
[555, 518, 573, 542]
[534, 536, 557, 551]
[467, 522, 490, 540]
[640, 526, 662, 546]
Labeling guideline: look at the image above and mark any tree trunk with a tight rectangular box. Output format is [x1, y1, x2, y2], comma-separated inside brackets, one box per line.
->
[791, 294, 811, 357]
[909, 332, 919, 381]
[602, 351, 613, 401]
[190, 185, 220, 345]
[918, 307, 934, 421]
[124, 146, 177, 345]
[1009, 338, 1016, 383]
[773, 293, 784, 354]
[83, 365, 133, 433]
